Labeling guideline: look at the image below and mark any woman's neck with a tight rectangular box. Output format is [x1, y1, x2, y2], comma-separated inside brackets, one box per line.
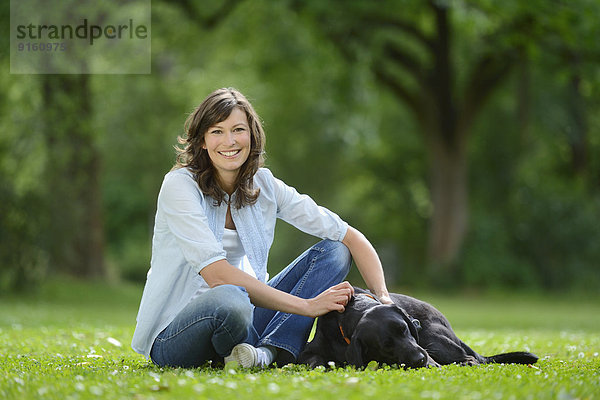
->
[217, 173, 237, 196]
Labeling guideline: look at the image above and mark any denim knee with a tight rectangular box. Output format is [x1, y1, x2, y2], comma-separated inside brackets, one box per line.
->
[209, 284, 254, 338]
[315, 239, 352, 279]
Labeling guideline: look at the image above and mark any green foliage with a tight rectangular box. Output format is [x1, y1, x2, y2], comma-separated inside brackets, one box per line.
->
[1, 0, 599, 290]
[0, 68, 47, 292]
[0, 172, 47, 292]
[509, 182, 600, 290]
[1, 280, 599, 399]
[460, 24, 600, 291]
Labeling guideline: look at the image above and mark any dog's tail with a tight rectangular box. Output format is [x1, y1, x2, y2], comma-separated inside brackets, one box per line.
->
[484, 352, 539, 365]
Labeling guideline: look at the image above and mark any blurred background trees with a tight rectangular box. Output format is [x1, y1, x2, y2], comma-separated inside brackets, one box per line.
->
[1, 0, 599, 293]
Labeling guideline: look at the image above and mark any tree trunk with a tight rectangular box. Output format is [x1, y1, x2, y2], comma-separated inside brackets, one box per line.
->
[424, 1, 468, 273]
[426, 131, 468, 276]
[42, 75, 106, 279]
[565, 55, 588, 176]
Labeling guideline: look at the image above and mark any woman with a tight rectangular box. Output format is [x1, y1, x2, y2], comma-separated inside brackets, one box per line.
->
[132, 88, 392, 368]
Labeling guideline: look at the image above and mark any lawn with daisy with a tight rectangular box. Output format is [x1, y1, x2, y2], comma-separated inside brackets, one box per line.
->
[1, 278, 598, 399]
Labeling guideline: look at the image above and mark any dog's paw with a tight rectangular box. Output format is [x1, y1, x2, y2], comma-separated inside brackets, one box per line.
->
[426, 355, 441, 368]
[459, 356, 480, 366]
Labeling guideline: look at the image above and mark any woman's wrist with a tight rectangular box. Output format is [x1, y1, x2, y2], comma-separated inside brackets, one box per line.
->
[299, 297, 316, 318]
[371, 287, 392, 303]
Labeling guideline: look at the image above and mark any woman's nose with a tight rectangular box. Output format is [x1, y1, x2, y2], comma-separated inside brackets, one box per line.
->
[224, 131, 236, 145]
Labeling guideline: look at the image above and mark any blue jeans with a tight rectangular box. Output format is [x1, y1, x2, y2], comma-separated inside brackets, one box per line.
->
[150, 239, 351, 368]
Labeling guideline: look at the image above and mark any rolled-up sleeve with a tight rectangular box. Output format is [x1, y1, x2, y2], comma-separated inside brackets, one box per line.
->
[271, 173, 348, 241]
[157, 171, 226, 273]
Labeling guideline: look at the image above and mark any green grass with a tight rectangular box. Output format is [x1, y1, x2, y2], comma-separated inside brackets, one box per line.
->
[1, 279, 599, 399]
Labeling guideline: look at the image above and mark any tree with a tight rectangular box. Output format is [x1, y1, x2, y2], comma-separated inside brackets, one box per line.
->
[41, 75, 106, 278]
[292, 0, 567, 280]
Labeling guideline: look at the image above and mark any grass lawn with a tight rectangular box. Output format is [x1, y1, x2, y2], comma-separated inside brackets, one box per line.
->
[1, 278, 599, 399]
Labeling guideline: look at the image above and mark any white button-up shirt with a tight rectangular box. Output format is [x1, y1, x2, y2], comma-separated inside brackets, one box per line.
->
[131, 167, 348, 358]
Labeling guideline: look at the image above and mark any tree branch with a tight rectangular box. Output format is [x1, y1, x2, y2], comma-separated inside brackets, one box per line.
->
[361, 14, 435, 52]
[459, 12, 536, 134]
[373, 63, 427, 129]
[459, 52, 514, 133]
[383, 42, 427, 86]
[162, 0, 244, 29]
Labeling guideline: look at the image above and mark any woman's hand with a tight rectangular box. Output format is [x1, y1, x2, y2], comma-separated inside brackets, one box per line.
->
[378, 294, 393, 305]
[305, 281, 354, 318]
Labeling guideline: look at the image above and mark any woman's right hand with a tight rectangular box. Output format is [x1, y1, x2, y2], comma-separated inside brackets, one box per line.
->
[305, 281, 354, 318]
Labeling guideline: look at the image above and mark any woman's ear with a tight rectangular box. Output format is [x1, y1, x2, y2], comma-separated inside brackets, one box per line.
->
[345, 334, 365, 367]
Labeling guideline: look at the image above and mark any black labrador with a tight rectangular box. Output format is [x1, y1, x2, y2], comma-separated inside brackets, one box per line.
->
[298, 287, 539, 369]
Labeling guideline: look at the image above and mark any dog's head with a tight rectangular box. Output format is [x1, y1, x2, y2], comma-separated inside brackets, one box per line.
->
[344, 304, 428, 369]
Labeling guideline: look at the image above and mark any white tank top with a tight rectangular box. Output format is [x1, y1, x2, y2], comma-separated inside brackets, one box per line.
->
[191, 228, 265, 300]
[222, 228, 255, 278]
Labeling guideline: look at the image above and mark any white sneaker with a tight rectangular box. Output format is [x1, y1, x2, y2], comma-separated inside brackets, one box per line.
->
[224, 343, 259, 368]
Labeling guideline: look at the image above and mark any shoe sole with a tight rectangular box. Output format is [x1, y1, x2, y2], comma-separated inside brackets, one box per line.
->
[224, 343, 257, 368]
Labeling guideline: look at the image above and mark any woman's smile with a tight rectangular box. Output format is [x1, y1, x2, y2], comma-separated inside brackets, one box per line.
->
[218, 149, 242, 157]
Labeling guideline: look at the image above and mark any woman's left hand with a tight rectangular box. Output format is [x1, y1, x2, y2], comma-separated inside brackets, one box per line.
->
[378, 294, 393, 305]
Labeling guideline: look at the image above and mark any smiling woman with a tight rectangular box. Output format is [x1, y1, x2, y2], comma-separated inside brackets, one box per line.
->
[131, 88, 392, 370]
[202, 108, 252, 195]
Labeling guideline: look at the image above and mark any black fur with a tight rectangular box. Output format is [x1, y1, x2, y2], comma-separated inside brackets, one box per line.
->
[298, 287, 539, 369]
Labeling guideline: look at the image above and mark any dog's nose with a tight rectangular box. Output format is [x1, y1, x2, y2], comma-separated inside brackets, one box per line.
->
[410, 350, 428, 368]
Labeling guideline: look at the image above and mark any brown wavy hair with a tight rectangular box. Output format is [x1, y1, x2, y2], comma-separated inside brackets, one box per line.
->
[173, 88, 266, 208]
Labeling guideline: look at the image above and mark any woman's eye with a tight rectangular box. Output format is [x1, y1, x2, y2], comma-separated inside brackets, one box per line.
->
[234, 127, 246, 133]
[210, 129, 222, 135]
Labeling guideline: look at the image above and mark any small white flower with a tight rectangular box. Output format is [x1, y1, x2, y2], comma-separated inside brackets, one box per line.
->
[225, 382, 238, 389]
[268, 383, 280, 393]
[89, 386, 103, 396]
[148, 372, 161, 382]
[193, 384, 205, 393]
[107, 337, 122, 347]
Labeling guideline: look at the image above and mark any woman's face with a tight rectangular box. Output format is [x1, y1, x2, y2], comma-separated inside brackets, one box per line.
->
[202, 107, 251, 187]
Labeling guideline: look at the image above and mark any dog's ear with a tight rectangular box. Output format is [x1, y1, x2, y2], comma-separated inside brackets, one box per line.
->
[393, 305, 420, 343]
[345, 334, 365, 367]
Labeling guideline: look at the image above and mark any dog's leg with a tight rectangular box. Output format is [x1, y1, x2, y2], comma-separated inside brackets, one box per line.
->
[421, 325, 484, 366]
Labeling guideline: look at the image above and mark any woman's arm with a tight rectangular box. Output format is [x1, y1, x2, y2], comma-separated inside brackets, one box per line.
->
[200, 260, 354, 318]
[342, 226, 393, 304]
